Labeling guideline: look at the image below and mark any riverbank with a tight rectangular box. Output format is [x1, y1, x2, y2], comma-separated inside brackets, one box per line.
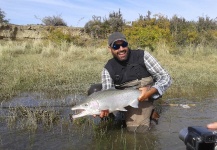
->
[0, 40, 216, 101]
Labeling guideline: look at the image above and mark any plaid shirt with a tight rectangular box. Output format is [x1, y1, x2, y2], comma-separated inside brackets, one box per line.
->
[101, 50, 172, 99]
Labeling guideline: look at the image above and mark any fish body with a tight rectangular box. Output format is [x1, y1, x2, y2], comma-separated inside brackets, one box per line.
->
[71, 88, 141, 119]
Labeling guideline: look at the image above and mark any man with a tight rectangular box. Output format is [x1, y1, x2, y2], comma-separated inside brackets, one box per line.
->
[100, 32, 172, 133]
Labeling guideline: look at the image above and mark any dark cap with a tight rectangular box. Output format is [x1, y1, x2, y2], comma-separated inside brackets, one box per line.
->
[108, 32, 127, 47]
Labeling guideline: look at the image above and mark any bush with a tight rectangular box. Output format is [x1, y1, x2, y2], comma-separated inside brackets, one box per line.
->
[0, 8, 9, 23]
[45, 27, 89, 46]
[47, 27, 71, 43]
[84, 20, 103, 38]
[84, 9, 125, 39]
[124, 13, 172, 50]
[42, 15, 67, 26]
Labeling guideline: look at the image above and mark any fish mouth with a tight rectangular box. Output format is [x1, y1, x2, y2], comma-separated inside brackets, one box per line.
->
[73, 109, 84, 115]
[71, 109, 87, 119]
[71, 107, 101, 119]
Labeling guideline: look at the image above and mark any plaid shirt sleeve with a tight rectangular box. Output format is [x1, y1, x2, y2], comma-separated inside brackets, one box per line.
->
[101, 68, 114, 90]
[144, 51, 172, 98]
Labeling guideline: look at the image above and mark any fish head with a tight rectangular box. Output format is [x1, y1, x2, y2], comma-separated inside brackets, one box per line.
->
[71, 100, 100, 119]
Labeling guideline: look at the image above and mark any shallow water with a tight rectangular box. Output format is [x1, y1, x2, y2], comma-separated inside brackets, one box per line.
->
[0, 89, 217, 150]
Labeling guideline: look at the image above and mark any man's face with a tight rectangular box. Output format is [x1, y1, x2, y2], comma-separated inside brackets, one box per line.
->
[109, 40, 129, 61]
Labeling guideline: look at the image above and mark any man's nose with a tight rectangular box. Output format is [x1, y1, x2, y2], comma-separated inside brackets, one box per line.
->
[119, 46, 124, 50]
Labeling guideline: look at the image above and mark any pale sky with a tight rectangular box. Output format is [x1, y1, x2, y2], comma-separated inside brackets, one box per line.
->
[0, 0, 216, 27]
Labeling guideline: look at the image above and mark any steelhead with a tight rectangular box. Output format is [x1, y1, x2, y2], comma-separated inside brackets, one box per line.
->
[71, 88, 141, 119]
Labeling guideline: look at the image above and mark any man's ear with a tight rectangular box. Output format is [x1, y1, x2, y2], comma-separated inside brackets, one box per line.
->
[108, 46, 112, 53]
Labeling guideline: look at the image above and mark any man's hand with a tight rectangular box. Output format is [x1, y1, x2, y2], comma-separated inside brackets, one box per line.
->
[138, 86, 157, 101]
[207, 122, 217, 129]
[100, 110, 109, 118]
[93, 110, 109, 118]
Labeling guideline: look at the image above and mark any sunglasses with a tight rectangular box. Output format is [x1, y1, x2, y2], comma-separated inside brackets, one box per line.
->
[112, 41, 128, 50]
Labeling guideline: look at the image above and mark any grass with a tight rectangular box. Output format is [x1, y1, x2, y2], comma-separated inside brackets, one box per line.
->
[6, 106, 60, 131]
[0, 40, 217, 101]
[152, 42, 217, 99]
[0, 40, 110, 100]
[0, 39, 216, 149]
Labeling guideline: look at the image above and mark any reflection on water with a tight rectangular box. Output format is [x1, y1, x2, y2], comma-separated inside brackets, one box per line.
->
[0, 89, 216, 150]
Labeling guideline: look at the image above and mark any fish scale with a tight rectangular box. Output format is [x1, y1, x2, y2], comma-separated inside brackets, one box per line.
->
[71, 88, 141, 119]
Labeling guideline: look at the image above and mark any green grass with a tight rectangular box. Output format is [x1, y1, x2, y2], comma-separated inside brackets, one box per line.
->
[0, 40, 217, 101]
[0, 40, 110, 100]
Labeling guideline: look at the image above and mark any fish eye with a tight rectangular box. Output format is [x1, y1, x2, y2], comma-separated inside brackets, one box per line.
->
[84, 104, 88, 106]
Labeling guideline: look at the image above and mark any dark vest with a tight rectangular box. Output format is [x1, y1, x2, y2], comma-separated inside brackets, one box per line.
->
[105, 49, 151, 86]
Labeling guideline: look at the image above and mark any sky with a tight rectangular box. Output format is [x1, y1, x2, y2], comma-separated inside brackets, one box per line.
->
[0, 0, 217, 27]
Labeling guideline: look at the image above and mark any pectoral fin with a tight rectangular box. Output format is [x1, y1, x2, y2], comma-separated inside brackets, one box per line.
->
[130, 99, 139, 108]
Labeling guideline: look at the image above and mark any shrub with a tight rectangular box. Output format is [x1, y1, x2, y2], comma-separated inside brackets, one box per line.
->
[124, 13, 172, 50]
[45, 27, 89, 46]
[0, 8, 9, 23]
[84, 9, 125, 39]
[47, 27, 71, 44]
[42, 15, 67, 26]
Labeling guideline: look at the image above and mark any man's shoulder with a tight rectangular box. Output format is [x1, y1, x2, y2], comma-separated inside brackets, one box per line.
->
[130, 49, 145, 58]
[104, 57, 115, 68]
[105, 57, 115, 64]
[131, 49, 145, 54]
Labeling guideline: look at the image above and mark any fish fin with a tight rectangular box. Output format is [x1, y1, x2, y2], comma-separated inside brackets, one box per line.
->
[116, 108, 127, 111]
[130, 99, 139, 108]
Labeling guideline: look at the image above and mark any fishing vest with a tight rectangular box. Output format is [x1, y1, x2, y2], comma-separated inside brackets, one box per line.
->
[105, 49, 151, 86]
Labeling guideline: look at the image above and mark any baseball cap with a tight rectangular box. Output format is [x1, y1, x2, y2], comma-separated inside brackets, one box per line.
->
[108, 32, 127, 47]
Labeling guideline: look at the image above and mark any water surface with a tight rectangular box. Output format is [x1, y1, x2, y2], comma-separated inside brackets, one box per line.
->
[0, 89, 216, 150]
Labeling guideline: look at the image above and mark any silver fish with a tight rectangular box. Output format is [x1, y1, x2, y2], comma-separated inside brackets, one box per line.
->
[71, 88, 141, 119]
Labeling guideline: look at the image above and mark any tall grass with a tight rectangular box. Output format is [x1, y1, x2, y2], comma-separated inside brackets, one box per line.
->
[154, 42, 217, 99]
[0, 40, 217, 101]
[0, 40, 110, 100]
[6, 106, 60, 131]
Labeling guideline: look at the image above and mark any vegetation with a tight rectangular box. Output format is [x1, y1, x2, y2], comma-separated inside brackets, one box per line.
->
[42, 14, 67, 26]
[1, 7, 216, 51]
[44, 27, 93, 46]
[6, 106, 60, 131]
[0, 40, 109, 100]
[0, 40, 216, 101]
[46, 27, 73, 44]
[0, 8, 216, 101]
[84, 9, 125, 39]
[0, 8, 9, 23]
[124, 13, 172, 50]
[84, 10, 217, 52]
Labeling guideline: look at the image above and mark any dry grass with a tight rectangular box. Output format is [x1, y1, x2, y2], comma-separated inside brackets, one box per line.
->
[0, 40, 217, 101]
[0, 40, 111, 100]
[153, 42, 217, 97]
